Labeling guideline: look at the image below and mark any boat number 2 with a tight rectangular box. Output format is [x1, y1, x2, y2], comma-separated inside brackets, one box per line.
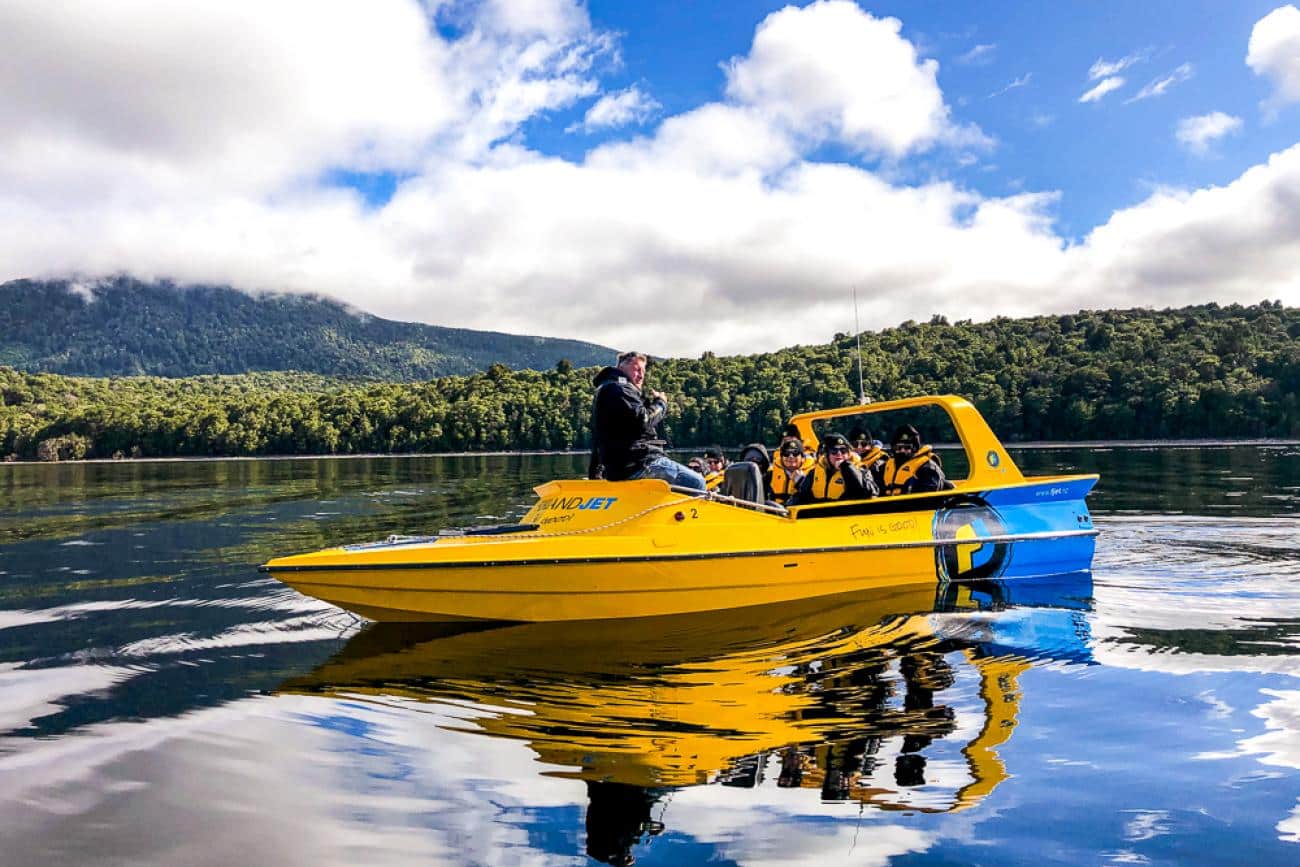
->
[675, 509, 700, 521]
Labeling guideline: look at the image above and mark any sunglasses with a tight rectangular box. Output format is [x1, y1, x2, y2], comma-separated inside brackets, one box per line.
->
[707, 457, 724, 464]
[828, 446, 850, 455]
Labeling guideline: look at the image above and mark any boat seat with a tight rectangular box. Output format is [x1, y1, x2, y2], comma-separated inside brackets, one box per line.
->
[721, 461, 765, 506]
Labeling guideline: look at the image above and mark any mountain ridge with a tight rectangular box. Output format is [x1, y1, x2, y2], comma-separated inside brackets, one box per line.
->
[0, 277, 614, 379]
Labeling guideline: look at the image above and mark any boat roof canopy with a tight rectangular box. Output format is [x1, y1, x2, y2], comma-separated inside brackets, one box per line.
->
[787, 394, 1025, 488]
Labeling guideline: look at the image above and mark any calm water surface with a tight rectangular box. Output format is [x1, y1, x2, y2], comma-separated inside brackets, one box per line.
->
[1, 446, 1297, 866]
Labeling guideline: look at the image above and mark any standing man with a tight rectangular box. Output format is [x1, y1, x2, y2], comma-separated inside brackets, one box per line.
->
[589, 351, 707, 490]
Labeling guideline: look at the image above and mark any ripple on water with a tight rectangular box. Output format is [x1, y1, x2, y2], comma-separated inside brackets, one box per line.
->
[114, 613, 355, 658]
[0, 663, 146, 733]
[1091, 514, 1300, 672]
[1096, 516, 1300, 573]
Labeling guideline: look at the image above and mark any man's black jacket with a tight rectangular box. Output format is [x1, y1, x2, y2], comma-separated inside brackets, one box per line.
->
[589, 366, 667, 481]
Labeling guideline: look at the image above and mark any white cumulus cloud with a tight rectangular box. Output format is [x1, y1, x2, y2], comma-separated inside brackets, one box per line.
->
[722, 0, 974, 157]
[0, 0, 457, 199]
[1059, 145, 1300, 311]
[1248, 4, 1300, 114]
[1176, 112, 1244, 154]
[569, 85, 659, 133]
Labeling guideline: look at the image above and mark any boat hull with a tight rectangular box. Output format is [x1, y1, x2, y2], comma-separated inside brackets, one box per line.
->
[264, 475, 1098, 622]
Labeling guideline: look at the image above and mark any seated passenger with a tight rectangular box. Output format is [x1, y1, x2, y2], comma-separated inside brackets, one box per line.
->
[787, 433, 878, 506]
[848, 424, 888, 486]
[769, 439, 813, 504]
[703, 446, 728, 491]
[779, 423, 815, 459]
[687, 456, 707, 476]
[881, 425, 954, 495]
[737, 442, 772, 476]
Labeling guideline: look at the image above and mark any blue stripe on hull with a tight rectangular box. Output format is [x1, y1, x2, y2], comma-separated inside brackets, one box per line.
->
[1000, 534, 1097, 580]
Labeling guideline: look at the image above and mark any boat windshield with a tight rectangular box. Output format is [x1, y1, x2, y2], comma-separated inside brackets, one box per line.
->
[808, 403, 971, 484]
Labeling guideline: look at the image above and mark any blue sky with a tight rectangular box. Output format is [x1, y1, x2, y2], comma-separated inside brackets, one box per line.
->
[2, 0, 1298, 356]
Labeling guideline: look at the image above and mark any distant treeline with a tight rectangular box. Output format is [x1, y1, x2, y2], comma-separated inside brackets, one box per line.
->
[2, 302, 1297, 461]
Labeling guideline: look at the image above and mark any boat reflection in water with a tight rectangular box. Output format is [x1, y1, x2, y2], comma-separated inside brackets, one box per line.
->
[282, 572, 1093, 865]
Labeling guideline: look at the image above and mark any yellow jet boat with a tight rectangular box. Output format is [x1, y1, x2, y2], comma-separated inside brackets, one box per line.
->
[260, 395, 1098, 622]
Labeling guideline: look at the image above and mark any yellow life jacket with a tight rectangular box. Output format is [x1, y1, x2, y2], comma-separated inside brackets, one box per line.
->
[769, 455, 815, 502]
[881, 445, 936, 496]
[804, 458, 851, 501]
[855, 445, 887, 469]
[705, 469, 725, 491]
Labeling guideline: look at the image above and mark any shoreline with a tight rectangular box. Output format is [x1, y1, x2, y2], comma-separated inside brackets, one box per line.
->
[1, 438, 1296, 467]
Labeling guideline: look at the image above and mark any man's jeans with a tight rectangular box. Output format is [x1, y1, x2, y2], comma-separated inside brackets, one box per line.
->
[629, 455, 707, 491]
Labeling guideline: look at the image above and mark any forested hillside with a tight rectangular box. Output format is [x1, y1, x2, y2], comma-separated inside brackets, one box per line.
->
[2, 301, 1296, 460]
[0, 277, 613, 378]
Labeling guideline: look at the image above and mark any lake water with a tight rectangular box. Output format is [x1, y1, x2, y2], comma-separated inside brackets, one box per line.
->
[1, 445, 1297, 866]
